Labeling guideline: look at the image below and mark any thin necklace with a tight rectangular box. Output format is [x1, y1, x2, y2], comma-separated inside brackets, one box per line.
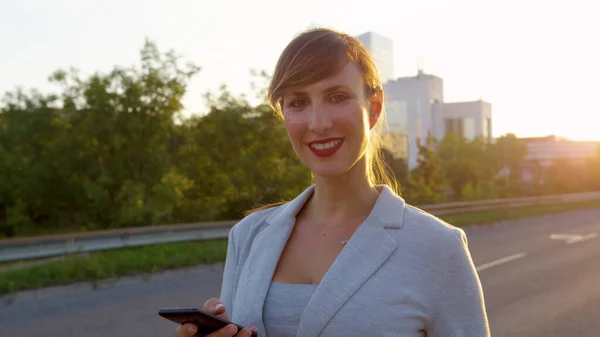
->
[317, 223, 349, 245]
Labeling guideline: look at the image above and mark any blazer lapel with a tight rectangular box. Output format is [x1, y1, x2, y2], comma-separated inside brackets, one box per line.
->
[296, 185, 404, 337]
[234, 185, 316, 334]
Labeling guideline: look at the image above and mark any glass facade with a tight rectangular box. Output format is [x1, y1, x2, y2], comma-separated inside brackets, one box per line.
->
[482, 117, 489, 140]
[382, 99, 409, 159]
[464, 117, 475, 140]
[445, 117, 475, 140]
[385, 99, 408, 131]
[445, 118, 463, 137]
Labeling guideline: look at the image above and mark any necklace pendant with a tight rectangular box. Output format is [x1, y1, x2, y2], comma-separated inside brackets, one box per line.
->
[318, 223, 349, 245]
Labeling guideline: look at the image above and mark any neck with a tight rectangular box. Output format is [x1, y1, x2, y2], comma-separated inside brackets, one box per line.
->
[308, 160, 381, 228]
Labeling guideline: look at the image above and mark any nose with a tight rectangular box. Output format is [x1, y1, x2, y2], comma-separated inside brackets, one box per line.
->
[308, 102, 332, 134]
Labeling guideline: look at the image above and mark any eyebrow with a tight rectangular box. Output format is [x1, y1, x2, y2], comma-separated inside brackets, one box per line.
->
[285, 84, 353, 98]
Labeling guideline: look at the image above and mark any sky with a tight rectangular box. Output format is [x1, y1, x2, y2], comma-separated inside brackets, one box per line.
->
[1, 0, 598, 141]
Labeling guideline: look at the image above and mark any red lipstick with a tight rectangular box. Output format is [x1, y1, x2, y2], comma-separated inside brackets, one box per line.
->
[307, 138, 344, 157]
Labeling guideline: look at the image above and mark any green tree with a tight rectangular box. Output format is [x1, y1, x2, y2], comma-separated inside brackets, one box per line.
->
[406, 135, 444, 204]
[0, 40, 199, 236]
[436, 133, 504, 201]
[380, 148, 409, 195]
[593, 145, 600, 189]
[541, 158, 595, 194]
[437, 133, 477, 200]
[58, 40, 199, 228]
[493, 133, 528, 197]
[0, 90, 73, 236]
[173, 85, 311, 221]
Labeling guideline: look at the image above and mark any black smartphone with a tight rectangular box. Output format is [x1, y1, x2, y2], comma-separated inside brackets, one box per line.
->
[158, 307, 257, 337]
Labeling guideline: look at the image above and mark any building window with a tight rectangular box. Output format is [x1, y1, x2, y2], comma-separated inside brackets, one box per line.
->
[464, 118, 475, 140]
[445, 118, 463, 137]
[482, 117, 489, 140]
[386, 100, 408, 131]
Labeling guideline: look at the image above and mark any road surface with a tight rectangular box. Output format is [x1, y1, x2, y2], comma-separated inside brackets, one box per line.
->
[1, 208, 599, 336]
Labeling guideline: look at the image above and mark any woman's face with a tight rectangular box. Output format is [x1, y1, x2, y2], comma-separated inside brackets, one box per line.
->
[282, 63, 381, 179]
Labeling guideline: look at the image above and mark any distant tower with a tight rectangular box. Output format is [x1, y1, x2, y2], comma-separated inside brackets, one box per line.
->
[417, 57, 425, 76]
[355, 32, 395, 82]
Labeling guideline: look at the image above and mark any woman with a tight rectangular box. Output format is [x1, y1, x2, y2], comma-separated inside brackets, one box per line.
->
[176, 27, 490, 337]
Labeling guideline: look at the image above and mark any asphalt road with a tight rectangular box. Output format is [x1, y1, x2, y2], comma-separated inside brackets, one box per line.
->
[1, 208, 599, 337]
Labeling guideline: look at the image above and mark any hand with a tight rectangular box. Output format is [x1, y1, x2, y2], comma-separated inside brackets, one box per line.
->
[175, 298, 258, 337]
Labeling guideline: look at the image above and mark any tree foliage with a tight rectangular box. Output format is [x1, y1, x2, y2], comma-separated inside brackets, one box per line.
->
[1, 41, 598, 238]
[404, 135, 444, 204]
[0, 40, 310, 238]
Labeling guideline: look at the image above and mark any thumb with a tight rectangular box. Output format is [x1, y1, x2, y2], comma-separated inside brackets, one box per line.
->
[203, 298, 229, 320]
[212, 303, 226, 316]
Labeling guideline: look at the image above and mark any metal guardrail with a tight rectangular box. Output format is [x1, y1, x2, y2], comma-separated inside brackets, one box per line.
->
[418, 191, 600, 215]
[1, 191, 600, 263]
[0, 221, 237, 264]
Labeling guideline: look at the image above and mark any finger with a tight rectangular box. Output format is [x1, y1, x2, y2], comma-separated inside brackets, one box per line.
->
[235, 327, 256, 337]
[206, 324, 238, 337]
[203, 298, 225, 314]
[175, 323, 198, 337]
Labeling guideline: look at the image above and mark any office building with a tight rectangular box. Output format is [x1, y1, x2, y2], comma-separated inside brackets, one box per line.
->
[383, 70, 444, 169]
[517, 135, 599, 181]
[444, 100, 493, 143]
[523, 136, 599, 167]
[356, 31, 493, 170]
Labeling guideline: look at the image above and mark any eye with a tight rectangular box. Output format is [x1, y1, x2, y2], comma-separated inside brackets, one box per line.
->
[330, 93, 348, 104]
[289, 99, 308, 108]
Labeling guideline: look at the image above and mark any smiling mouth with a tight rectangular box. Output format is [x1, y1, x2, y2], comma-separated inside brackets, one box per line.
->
[309, 139, 342, 150]
[307, 138, 344, 157]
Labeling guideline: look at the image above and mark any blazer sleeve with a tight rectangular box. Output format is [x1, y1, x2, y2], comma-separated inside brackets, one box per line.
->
[219, 224, 239, 315]
[430, 229, 490, 337]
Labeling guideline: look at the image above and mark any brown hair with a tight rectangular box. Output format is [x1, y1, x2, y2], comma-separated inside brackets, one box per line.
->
[245, 27, 400, 216]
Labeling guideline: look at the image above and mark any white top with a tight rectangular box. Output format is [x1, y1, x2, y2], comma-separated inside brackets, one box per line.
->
[263, 282, 318, 337]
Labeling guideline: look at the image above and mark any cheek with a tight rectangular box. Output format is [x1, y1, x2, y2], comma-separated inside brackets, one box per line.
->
[284, 117, 305, 142]
[336, 107, 369, 134]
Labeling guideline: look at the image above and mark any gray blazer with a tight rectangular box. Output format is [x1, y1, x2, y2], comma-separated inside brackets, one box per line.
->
[220, 185, 490, 336]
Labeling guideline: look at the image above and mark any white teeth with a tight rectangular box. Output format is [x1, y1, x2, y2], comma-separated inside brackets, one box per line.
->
[310, 139, 342, 150]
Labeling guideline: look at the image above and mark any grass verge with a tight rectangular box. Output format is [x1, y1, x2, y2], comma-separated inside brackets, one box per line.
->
[0, 240, 227, 296]
[1, 199, 600, 296]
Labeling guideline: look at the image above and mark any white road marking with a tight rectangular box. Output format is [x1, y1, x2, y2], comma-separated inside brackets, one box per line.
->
[476, 252, 527, 272]
[550, 233, 597, 245]
[567, 232, 597, 245]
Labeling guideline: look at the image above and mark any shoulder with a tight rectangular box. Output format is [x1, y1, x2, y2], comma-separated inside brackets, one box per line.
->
[228, 204, 284, 245]
[397, 202, 467, 253]
[386, 203, 473, 296]
[230, 185, 316, 244]
[375, 185, 465, 249]
[404, 204, 464, 236]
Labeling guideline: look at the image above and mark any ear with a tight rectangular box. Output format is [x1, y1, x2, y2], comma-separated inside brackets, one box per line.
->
[368, 89, 383, 129]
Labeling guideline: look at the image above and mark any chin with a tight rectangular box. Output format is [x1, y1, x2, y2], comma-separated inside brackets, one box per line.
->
[308, 162, 351, 179]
